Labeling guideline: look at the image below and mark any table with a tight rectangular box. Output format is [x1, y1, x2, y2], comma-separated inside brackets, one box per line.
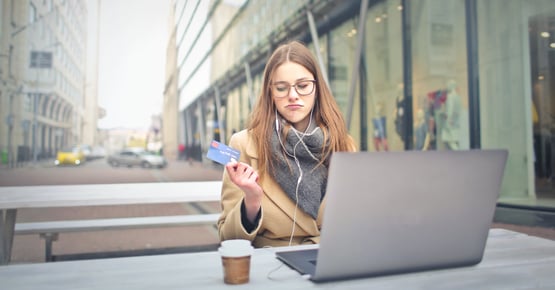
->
[0, 181, 222, 264]
[0, 229, 554, 289]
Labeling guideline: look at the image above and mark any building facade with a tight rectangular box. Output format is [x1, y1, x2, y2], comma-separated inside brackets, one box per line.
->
[0, 0, 91, 167]
[167, 0, 555, 210]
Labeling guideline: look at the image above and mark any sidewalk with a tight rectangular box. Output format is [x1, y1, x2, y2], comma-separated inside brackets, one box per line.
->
[5, 159, 554, 264]
[0, 158, 55, 170]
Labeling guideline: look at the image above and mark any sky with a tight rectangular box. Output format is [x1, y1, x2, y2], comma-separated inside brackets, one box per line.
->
[90, 0, 171, 130]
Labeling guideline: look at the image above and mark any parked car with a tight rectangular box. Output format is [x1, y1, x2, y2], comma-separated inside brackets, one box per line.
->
[107, 148, 167, 169]
[79, 144, 92, 160]
[89, 146, 107, 160]
[54, 146, 86, 166]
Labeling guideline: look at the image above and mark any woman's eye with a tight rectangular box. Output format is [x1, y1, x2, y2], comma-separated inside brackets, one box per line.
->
[276, 86, 288, 92]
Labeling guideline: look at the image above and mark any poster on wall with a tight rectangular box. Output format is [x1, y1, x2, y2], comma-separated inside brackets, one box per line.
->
[428, 0, 456, 76]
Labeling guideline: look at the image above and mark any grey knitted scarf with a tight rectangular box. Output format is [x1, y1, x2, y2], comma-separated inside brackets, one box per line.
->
[270, 119, 327, 219]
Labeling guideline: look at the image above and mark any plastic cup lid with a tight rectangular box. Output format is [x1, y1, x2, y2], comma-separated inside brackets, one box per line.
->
[220, 239, 252, 249]
[218, 246, 253, 258]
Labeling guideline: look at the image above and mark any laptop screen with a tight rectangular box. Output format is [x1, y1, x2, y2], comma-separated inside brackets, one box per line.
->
[276, 150, 508, 282]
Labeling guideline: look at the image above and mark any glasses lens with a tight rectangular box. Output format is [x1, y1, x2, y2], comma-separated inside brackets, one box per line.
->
[272, 80, 315, 97]
[274, 83, 290, 97]
[295, 81, 314, 95]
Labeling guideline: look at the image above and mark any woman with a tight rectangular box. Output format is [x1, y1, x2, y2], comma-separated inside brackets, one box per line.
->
[218, 40, 356, 248]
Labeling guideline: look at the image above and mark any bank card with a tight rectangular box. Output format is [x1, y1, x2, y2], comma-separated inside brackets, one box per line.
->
[206, 140, 240, 165]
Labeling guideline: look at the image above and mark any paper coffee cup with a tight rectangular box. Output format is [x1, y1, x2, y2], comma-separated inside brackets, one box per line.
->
[219, 239, 254, 284]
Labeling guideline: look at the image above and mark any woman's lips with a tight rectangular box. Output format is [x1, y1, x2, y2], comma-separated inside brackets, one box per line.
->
[286, 104, 303, 110]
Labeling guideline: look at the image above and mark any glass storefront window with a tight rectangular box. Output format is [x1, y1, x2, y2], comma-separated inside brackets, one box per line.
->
[411, 0, 469, 152]
[365, 0, 405, 152]
[240, 83, 250, 129]
[528, 7, 555, 206]
[329, 18, 359, 143]
[478, 0, 555, 205]
[224, 89, 239, 143]
[308, 35, 329, 84]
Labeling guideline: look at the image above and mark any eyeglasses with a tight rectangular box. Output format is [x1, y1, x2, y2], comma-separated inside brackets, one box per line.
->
[271, 80, 316, 98]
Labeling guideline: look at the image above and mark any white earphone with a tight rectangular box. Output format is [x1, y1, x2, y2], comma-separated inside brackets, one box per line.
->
[275, 108, 313, 246]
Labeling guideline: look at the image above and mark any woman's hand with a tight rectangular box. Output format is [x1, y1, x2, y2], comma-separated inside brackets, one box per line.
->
[225, 161, 263, 222]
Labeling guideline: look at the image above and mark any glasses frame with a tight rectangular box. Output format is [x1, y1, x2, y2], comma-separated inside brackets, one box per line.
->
[271, 80, 317, 98]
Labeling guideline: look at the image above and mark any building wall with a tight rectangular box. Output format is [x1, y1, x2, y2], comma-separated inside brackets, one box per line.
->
[83, 0, 100, 148]
[162, 1, 179, 161]
[170, 0, 555, 207]
[0, 0, 90, 166]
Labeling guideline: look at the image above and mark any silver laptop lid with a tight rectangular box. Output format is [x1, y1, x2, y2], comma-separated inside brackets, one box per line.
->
[313, 149, 508, 282]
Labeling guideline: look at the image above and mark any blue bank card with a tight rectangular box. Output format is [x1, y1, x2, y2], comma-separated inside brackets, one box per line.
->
[206, 140, 240, 165]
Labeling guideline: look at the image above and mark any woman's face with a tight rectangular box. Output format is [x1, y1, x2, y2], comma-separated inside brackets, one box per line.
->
[271, 62, 316, 132]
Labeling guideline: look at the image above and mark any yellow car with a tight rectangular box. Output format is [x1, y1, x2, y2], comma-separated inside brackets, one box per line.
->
[55, 146, 86, 166]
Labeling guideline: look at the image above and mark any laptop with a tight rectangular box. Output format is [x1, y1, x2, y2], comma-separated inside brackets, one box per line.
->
[275, 149, 508, 282]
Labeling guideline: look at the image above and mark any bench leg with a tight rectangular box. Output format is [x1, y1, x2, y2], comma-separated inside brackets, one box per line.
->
[39, 233, 59, 262]
[0, 209, 17, 265]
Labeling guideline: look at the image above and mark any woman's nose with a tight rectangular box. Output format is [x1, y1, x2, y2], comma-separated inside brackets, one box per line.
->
[287, 86, 299, 99]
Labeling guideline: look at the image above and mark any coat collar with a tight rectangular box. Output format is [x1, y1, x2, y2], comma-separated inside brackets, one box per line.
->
[242, 130, 323, 231]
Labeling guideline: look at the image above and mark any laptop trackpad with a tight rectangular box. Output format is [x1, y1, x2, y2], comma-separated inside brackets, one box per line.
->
[275, 249, 319, 276]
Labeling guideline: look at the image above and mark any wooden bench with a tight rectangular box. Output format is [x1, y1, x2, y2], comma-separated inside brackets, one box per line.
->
[14, 213, 220, 262]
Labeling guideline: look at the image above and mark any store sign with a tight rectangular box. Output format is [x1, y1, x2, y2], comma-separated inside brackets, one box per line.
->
[30, 51, 53, 68]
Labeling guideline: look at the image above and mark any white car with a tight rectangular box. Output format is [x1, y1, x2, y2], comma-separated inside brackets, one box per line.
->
[107, 148, 167, 169]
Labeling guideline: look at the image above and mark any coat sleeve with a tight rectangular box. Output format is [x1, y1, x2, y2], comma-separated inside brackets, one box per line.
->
[217, 132, 263, 242]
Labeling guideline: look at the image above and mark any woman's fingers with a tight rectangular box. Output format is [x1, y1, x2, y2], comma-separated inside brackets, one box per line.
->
[226, 162, 259, 185]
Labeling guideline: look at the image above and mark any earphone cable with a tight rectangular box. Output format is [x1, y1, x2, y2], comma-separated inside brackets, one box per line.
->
[274, 109, 313, 247]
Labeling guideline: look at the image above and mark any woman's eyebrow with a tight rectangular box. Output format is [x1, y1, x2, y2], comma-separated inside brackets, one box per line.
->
[273, 77, 312, 83]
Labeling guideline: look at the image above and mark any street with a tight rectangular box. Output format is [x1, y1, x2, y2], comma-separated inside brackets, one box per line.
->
[0, 158, 225, 264]
[0, 157, 224, 186]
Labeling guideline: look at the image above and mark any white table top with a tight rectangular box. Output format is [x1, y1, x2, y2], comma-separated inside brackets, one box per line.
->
[1, 229, 554, 289]
[0, 181, 222, 209]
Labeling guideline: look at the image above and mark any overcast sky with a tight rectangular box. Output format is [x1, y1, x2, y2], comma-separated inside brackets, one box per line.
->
[89, 0, 171, 130]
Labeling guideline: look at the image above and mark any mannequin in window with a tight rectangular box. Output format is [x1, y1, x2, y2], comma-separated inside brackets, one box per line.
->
[414, 108, 430, 150]
[372, 102, 389, 151]
[427, 89, 447, 150]
[441, 80, 462, 150]
[393, 84, 406, 144]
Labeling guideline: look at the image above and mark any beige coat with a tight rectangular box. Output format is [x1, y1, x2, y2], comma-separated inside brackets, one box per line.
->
[217, 129, 326, 248]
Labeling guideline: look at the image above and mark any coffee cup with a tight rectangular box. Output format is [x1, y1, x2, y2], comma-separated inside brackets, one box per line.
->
[219, 239, 254, 284]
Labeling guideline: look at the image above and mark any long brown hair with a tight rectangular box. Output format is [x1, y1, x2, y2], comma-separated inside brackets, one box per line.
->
[246, 40, 355, 179]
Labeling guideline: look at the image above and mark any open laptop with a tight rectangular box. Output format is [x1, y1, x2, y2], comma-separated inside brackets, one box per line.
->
[275, 149, 508, 282]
